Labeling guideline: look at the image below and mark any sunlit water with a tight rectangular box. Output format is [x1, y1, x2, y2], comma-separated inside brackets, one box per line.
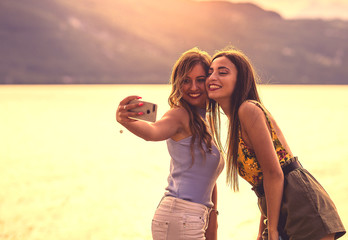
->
[0, 85, 347, 240]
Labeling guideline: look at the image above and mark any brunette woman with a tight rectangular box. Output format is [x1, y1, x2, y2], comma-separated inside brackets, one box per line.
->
[206, 47, 345, 240]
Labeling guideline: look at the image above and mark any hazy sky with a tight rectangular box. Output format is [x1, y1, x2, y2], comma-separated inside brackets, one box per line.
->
[204, 0, 348, 20]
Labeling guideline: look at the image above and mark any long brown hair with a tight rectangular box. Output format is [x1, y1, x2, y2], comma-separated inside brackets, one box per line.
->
[208, 47, 261, 190]
[168, 47, 212, 164]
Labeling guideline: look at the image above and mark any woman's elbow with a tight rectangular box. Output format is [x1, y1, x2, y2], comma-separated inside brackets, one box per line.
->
[264, 167, 284, 182]
[274, 170, 284, 182]
[142, 137, 152, 141]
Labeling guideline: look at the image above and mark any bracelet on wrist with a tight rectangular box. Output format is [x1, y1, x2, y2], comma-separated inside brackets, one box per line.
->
[211, 208, 219, 215]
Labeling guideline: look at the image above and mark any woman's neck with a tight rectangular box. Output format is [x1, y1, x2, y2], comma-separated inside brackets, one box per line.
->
[218, 100, 231, 117]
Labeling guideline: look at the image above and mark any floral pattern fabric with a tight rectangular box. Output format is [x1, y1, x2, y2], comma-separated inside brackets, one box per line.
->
[237, 100, 293, 187]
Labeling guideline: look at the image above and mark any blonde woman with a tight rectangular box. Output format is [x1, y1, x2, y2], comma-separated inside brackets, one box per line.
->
[116, 48, 224, 239]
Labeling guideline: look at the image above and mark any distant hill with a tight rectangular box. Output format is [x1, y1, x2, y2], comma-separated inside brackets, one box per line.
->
[1, 0, 347, 84]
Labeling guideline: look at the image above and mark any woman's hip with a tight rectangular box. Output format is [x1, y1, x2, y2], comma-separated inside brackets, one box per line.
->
[152, 196, 211, 240]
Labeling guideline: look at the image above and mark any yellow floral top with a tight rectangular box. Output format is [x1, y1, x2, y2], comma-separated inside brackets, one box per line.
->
[237, 100, 293, 187]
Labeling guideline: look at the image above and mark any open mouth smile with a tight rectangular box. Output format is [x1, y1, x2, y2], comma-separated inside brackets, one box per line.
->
[208, 84, 222, 91]
[189, 93, 201, 98]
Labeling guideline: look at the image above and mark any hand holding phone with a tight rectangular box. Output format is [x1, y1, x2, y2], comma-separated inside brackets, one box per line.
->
[128, 99, 157, 122]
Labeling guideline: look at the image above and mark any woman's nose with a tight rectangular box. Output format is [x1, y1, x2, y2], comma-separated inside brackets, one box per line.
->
[208, 72, 215, 81]
[190, 81, 198, 90]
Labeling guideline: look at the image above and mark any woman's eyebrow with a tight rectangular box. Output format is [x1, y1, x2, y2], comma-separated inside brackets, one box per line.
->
[197, 75, 207, 78]
[209, 66, 229, 70]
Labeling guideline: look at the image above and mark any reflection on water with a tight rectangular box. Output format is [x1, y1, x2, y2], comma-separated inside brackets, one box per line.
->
[0, 85, 347, 239]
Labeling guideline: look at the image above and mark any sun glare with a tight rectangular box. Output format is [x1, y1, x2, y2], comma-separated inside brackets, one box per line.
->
[197, 0, 348, 20]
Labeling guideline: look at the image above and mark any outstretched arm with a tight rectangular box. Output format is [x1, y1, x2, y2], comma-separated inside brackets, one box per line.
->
[116, 95, 186, 141]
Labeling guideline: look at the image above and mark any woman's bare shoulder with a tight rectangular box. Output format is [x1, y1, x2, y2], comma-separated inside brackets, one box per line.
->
[166, 106, 188, 117]
[162, 106, 189, 124]
[238, 101, 264, 121]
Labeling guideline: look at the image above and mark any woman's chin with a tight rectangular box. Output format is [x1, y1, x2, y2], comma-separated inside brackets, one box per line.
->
[207, 93, 219, 101]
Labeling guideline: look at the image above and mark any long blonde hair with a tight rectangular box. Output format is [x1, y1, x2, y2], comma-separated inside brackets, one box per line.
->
[208, 47, 261, 190]
[168, 47, 212, 164]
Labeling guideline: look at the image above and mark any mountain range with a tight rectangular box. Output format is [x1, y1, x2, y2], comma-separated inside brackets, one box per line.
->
[1, 0, 347, 84]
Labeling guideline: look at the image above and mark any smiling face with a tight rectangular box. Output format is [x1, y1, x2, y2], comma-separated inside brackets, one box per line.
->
[206, 56, 238, 110]
[181, 63, 208, 109]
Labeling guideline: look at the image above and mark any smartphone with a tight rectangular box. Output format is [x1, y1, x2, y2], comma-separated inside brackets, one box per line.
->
[128, 99, 157, 122]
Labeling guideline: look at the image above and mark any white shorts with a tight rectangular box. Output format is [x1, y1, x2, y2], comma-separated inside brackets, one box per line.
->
[151, 196, 211, 240]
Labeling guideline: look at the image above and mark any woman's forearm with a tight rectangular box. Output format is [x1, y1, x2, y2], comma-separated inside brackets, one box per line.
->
[121, 121, 159, 141]
[263, 171, 284, 239]
[205, 184, 218, 240]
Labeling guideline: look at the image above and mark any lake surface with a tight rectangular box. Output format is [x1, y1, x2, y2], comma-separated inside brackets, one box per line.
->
[0, 84, 347, 240]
